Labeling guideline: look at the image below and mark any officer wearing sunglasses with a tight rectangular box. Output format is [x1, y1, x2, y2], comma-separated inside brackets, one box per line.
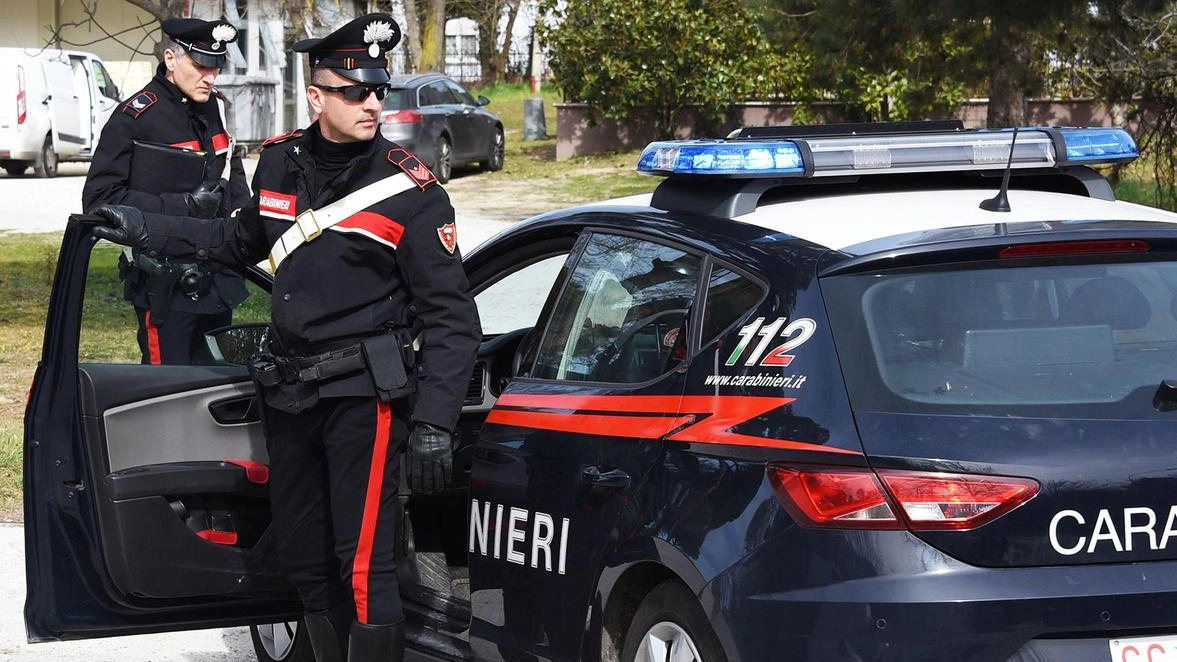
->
[92, 13, 480, 662]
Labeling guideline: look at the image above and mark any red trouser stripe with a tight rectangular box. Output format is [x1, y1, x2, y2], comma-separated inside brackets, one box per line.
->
[352, 399, 392, 624]
[144, 310, 162, 365]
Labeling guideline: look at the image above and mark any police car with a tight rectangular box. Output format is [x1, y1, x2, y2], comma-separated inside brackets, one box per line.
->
[25, 121, 1177, 662]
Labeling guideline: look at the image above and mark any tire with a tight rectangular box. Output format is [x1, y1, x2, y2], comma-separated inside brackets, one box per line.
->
[622, 583, 727, 662]
[249, 620, 315, 662]
[33, 136, 57, 178]
[3, 163, 27, 176]
[433, 136, 452, 184]
[482, 127, 504, 172]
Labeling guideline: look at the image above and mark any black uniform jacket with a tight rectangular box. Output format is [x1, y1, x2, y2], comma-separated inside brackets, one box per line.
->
[83, 63, 249, 315]
[139, 125, 482, 431]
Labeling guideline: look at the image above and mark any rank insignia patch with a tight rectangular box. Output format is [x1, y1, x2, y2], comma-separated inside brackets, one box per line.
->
[437, 222, 457, 254]
[122, 92, 158, 118]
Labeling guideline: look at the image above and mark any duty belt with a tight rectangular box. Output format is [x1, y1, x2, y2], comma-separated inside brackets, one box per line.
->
[248, 344, 366, 387]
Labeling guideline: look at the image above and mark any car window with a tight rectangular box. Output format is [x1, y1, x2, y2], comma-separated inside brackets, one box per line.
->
[702, 264, 765, 344]
[445, 80, 476, 106]
[474, 254, 567, 335]
[823, 259, 1177, 413]
[421, 81, 456, 106]
[532, 234, 701, 384]
[383, 88, 412, 111]
[92, 60, 118, 100]
[79, 240, 271, 365]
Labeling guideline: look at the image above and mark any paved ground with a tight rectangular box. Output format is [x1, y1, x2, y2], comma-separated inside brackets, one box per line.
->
[0, 157, 535, 254]
[0, 159, 549, 660]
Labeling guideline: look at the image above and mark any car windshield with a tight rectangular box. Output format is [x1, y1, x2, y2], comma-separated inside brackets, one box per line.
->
[382, 88, 413, 111]
[823, 257, 1177, 415]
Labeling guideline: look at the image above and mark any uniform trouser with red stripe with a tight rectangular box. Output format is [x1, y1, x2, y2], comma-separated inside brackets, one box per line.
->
[135, 306, 231, 365]
[266, 395, 407, 625]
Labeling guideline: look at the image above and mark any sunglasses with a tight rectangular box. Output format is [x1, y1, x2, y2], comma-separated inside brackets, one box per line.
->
[314, 83, 391, 102]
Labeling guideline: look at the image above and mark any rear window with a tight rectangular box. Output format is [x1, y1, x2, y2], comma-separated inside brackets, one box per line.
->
[382, 88, 413, 111]
[823, 259, 1177, 415]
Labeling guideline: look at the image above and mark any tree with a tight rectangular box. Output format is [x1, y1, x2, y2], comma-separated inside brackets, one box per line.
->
[752, 0, 986, 122]
[539, 0, 790, 140]
[1079, 2, 1177, 207]
[449, 0, 523, 84]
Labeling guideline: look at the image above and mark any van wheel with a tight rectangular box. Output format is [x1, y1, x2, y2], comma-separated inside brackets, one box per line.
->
[249, 621, 314, 662]
[3, 163, 27, 176]
[622, 583, 727, 662]
[34, 136, 57, 178]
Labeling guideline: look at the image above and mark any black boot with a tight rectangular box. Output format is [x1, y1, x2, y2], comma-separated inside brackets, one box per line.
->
[304, 603, 354, 662]
[347, 621, 405, 662]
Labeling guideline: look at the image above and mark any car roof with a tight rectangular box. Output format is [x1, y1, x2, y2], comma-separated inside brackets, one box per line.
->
[388, 72, 452, 88]
[584, 187, 1177, 256]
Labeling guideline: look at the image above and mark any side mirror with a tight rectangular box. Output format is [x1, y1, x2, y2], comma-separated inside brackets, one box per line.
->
[477, 95, 490, 107]
[205, 323, 270, 365]
[110, 84, 121, 101]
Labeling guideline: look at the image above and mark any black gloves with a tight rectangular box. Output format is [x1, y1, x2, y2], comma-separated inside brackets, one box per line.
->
[92, 204, 149, 250]
[406, 422, 453, 494]
[184, 179, 225, 218]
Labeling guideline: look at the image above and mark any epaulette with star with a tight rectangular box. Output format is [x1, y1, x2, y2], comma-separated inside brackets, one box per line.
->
[262, 130, 304, 148]
[121, 91, 158, 119]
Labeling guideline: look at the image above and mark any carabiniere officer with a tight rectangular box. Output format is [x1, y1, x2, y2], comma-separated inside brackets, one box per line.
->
[91, 13, 481, 662]
[83, 18, 250, 365]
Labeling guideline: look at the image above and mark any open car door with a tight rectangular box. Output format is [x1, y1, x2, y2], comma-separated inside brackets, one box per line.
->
[24, 216, 300, 641]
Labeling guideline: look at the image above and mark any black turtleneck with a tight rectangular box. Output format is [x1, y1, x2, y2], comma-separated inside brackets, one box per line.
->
[308, 124, 370, 198]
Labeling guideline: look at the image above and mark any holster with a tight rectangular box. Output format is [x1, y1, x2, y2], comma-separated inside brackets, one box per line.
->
[361, 332, 416, 402]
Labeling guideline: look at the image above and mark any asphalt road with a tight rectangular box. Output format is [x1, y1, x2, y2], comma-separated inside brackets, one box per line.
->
[0, 159, 532, 660]
[0, 158, 523, 252]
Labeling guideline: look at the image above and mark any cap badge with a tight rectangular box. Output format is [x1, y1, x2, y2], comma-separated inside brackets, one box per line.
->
[363, 21, 395, 57]
[211, 24, 237, 50]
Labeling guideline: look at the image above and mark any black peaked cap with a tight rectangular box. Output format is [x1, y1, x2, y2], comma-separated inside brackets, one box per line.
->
[293, 13, 400, 84]
[162, 18, 238, 68]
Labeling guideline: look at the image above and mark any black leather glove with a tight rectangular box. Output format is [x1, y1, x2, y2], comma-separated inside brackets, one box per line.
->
[91, 204, 149, 250]
[406, 422, 453, 494]
[184, 179, 224, 218]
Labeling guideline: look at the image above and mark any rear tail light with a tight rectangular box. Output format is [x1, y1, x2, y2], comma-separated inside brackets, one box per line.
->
[16, 64, 25, 125]
[382, 109, 422, 124]
[767, 465, 1039, 531]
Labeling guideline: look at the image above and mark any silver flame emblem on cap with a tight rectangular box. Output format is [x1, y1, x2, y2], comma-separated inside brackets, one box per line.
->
[363, 21, 394, 58]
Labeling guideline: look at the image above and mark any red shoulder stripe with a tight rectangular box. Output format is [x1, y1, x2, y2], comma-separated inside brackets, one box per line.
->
[262, 130, 303, 147]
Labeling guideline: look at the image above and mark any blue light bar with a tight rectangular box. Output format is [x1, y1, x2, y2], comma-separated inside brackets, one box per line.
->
[636, 127, 1140, 178]
[636, 141, 806, 176]
[1058, 128, 1138, 163]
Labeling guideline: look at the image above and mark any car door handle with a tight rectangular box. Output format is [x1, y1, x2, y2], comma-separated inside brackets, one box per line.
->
[581, 466, 630, 489]
[208, 395, 260, 425]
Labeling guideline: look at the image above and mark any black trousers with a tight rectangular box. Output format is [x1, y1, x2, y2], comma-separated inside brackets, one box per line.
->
[266, 395, 407, 625]
[135, 306, 231, 365]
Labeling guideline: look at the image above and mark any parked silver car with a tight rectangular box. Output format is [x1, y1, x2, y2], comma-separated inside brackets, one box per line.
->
[379, 72, 505, 183]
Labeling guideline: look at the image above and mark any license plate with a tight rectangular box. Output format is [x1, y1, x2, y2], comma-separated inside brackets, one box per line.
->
[1109, 635, 1177, 661]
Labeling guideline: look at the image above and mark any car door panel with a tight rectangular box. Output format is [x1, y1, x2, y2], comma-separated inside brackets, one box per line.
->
[468, 229, 703, 660]
[92, 373, 264, 471]
[25, 220, 298, 642]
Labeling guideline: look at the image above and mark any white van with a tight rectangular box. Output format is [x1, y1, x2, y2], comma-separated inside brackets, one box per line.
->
[0, 48, 120, 177]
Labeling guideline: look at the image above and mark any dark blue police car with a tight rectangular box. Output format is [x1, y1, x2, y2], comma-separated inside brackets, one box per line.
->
[25, 122, 1177, 662]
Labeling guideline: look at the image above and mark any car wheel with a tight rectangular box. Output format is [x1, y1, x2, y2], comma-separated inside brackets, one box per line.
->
[622, 583, 727, 662]
[482, 127, 504, 172]
[249, 620, 315, 662]
[3, 163, 27, 176]
[434, 136, 452, 184]
[34, 136, 57, 178]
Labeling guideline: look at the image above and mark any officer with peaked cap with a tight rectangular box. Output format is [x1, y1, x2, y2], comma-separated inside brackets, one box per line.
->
[91, 13, 480, 662]
[83, 17, 250, 365]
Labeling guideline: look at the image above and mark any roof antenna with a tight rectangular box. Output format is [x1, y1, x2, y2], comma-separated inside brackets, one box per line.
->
[980, 126, 1018, 213]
